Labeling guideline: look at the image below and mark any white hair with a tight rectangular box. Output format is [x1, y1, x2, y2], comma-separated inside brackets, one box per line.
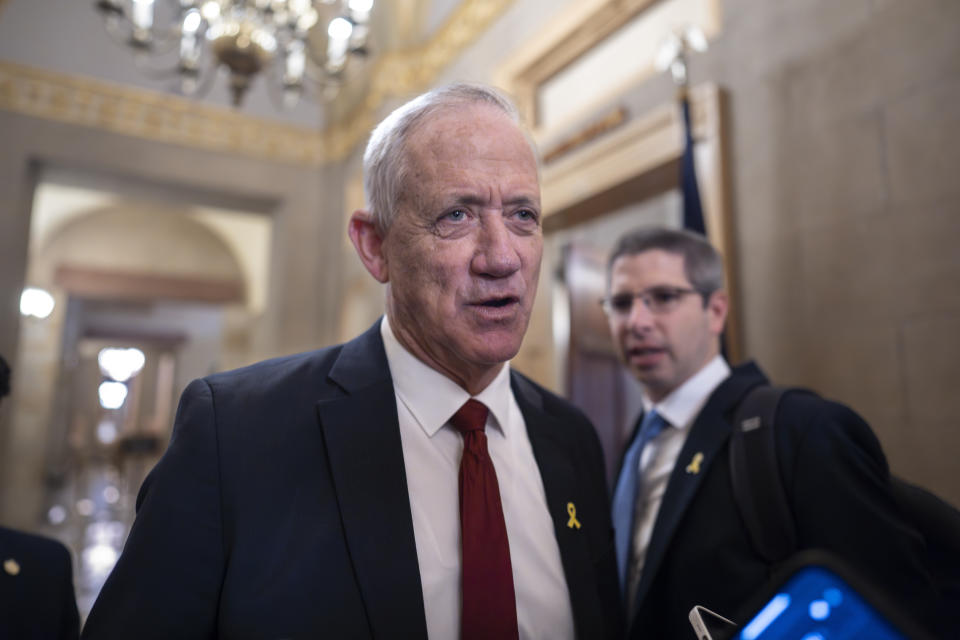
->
[362, 83, 533, 232]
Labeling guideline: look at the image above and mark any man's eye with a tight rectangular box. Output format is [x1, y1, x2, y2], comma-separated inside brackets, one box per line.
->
[446, 210, 466, 221]
[515, 209, 537, 221]
[611, 295, 634, 312]
[649, 289, 680, 305]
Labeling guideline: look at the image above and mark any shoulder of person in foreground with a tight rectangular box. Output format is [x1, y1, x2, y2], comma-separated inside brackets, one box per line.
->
[0, 526, 79, 640]
[510, 368, 610, 480]
[83, 342, 351, 639]
[773, 391, 944, 634]
[510, 369, 596, 434]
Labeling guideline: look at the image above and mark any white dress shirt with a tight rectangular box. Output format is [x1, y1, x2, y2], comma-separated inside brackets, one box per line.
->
[625, 355, 731, 612]
[381, 317, 575, 640]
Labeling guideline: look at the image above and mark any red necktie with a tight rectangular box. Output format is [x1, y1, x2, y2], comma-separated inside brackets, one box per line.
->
[451, 399, 519, 640]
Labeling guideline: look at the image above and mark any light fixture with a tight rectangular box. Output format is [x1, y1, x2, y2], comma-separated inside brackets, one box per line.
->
[98, 381, 129, 410]
[83, 542, 120, 577]
[20, 287, 55, 319]
[97, 419, 119, 444]
[94, 0, 375, 108]
[103, 486, 122, 504]
[98, 347, 146, 383]
[48, 504, 68, 525]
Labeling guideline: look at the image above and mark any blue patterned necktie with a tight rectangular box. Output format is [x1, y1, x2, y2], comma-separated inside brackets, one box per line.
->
[612, 410, 668, 594]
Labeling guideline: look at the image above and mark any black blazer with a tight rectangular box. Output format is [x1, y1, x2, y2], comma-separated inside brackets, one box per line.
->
[625, 362, 941, 639]
[0, 526, 79, 640]
[83, 320, 623, 639]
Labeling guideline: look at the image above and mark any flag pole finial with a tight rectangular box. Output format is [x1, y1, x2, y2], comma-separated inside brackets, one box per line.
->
[654, 24, 708, 95]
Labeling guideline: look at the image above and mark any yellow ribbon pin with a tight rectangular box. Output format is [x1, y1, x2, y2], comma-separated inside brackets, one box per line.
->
[4, 558, 20, 576]
[566, 502, 581, 529]
[686, 452, 704, 474]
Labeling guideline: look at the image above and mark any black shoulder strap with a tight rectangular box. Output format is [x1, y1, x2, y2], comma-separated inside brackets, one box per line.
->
[729, 385, 798, 565]
[890, 476, 960, 600]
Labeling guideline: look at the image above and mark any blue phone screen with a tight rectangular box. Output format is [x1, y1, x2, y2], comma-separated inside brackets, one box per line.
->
[733, 566, 906, 640]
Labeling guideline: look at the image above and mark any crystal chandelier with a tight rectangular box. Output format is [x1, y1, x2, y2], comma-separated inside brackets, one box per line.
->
[94, 0, 374, 108]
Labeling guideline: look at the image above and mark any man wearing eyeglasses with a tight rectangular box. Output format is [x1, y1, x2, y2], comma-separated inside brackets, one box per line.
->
[604, 227, 941, 639]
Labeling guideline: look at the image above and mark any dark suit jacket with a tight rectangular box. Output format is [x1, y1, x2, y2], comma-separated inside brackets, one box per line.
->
[624, 362, 941, 639]
[0, 526, 80, 640]
[82, 320, 623, 639]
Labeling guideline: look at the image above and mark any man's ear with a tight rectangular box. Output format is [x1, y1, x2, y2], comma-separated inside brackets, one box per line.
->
[348, 209, 389, 283]
[706, 289, 729, 336]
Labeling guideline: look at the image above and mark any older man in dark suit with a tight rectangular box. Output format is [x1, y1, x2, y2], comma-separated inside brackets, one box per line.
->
[82, 84, 622, 639]
[605, 227, 942, 638]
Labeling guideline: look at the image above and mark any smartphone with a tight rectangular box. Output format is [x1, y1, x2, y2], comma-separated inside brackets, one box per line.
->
[728, 551, 932, 640]
[689, 605, 737, 640]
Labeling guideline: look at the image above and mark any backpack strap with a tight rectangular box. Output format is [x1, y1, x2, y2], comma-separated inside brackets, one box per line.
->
[889, 476, 960, 604]
[729, 385, 798, 565]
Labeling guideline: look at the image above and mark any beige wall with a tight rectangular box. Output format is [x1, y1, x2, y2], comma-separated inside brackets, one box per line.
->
[707, 0, 960, 504]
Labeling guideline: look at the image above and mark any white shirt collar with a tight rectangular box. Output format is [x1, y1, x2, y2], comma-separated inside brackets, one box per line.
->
[641, 355, 731, 430]
[380, 315, 513, 438]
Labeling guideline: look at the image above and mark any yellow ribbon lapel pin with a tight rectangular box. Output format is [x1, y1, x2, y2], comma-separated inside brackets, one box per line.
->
[685, 452, 704, 475]
[4, 558, 20, 576]
[566, 502, 581, 529]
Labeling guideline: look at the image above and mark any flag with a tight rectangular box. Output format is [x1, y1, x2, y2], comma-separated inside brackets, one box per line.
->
[681, 93, 727, 355]
[680, 94, 706, 235]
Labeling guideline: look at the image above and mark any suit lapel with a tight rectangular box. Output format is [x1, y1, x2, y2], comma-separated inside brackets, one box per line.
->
[512, 373, 606, 637]
[316, 322, 428, 639]
[630, 363, 767, 616]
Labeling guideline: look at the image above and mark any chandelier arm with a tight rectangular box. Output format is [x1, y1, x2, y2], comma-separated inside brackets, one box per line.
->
[95, 0, 374, 110]
[130, 49, 192, 79]
[97, 14, 183, 54]
[100, 18, 137, 48]
[264, 69, 294, 111]
[186, 60, 221, 100]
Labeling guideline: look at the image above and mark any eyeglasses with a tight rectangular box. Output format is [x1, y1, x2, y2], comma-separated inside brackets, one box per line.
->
[600, 286, 703, 316]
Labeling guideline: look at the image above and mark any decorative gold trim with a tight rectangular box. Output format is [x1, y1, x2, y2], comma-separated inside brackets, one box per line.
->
[541, 106, 627, 164]
[496, 0, 658, 128]
[0, 0, 515, 165]
[54, 264, 245, 304]
[0, 60, 325, 166]
[495, 0, 722, 133]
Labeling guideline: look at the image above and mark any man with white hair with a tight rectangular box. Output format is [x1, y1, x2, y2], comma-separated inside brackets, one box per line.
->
[83, 84, 622, 639]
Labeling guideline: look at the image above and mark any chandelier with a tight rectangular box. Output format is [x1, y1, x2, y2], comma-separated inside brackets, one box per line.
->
[94, 0, 374, 108]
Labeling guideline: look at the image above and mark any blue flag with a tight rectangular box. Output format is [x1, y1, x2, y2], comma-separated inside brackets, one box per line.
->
[680, 95, 706, 234]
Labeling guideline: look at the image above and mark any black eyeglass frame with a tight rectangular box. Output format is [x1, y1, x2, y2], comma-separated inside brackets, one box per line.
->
[599, 285, 707, 316]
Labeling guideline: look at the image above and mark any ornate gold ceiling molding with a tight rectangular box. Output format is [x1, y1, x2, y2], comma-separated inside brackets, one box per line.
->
[0, 60, 325, 166]
[0, 0, 514, 165]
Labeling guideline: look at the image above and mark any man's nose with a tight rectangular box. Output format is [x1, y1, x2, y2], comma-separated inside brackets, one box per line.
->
[472, 215, 521, 277]
[625, 296, 655, 332]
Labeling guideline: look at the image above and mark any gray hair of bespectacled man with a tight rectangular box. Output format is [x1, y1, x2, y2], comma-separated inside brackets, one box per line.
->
[361, 82, 538, 234]
[607, 226, 725, 300]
